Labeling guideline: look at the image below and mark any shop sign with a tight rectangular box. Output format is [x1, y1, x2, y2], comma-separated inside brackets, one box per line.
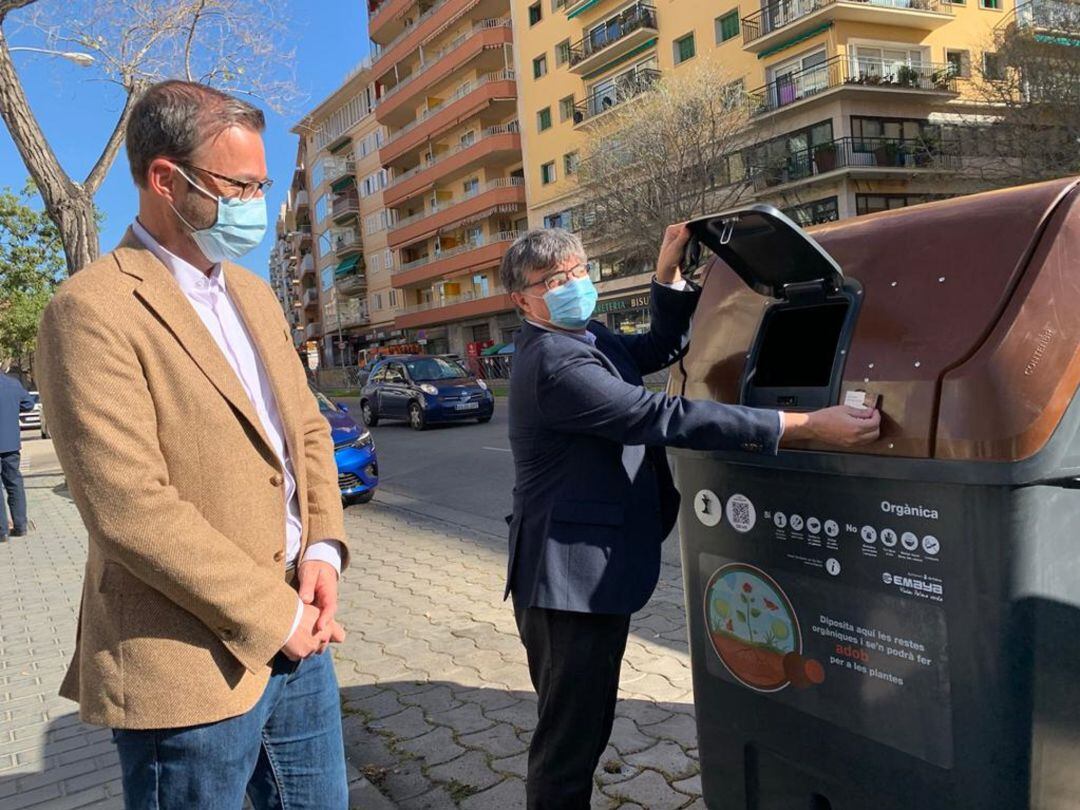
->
[595, 291, 651, 316]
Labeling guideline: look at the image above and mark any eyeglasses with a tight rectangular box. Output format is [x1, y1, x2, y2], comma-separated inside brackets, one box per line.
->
[525, 262, 590, 292]
[183, 163, 273, 201]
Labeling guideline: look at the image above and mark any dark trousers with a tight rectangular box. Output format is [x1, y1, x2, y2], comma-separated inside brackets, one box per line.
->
[514, 596, 631, 810]
[0, 451, 26, 536]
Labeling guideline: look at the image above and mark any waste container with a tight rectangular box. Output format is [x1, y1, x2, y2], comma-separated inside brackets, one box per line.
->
[669, 177, 1080, 810]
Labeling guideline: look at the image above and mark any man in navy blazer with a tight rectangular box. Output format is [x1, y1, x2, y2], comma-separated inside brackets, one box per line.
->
[500, 226, 880, 809]
[0, 370, 34, 540]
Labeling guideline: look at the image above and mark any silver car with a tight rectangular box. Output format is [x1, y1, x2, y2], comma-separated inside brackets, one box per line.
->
[19, 391, 41, 430]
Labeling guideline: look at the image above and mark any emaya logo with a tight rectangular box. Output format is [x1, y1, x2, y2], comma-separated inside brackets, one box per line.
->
[881, 500, 939, 520]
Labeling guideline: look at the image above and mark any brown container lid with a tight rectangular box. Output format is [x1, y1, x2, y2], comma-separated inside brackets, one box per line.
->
[672, 177, 1080, 460]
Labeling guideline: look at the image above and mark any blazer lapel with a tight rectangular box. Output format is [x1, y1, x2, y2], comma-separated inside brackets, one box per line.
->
[114, 230, 277, 460]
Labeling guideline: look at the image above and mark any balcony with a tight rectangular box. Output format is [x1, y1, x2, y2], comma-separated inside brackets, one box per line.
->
[747, 56, 958, 119]
[331, 190, 361, 222]
[334, 255, 368, 298]
[303, 287, 320, 310]
[293, 190, 310, 209]
[333, 228, 363, 256]
[751, 135, 961, 192]
[384, 122, 521, 207]
[299, 252, 316, 280]
[325, 155, 356, 189]
[393, 230, 524, 287]
[379, 70, 518, 165]
[372, 0, 474, 73]
[573, 68, 661, 126]
[569, 3, 658, 75]
[304, 322, 320, 341]
[396, 290, 514, 329]
[376, 19, 514, 124]
[742, 0, 953, 54]
[388, 177, 526, 249]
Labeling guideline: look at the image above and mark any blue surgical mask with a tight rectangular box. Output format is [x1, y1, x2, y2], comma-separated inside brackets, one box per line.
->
[171, 167, 267, 263]
[542, 276, 598, 330]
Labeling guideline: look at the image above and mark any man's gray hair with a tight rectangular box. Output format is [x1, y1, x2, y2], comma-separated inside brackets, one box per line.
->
[499, 228, 586, 293]
[126, 80, 266, 188]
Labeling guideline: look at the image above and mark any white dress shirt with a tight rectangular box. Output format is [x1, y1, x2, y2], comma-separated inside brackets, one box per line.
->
[133, 221, 340, 640]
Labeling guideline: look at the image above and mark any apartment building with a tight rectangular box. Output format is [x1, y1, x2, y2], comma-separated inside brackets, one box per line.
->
[269, 203, 303, 348]
[368, 0, 528, 355]
[283, 140, 321, 359]
[510, 0, 1028, 335]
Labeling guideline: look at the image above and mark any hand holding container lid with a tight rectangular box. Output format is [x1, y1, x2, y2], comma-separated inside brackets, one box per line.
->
[670, 178, 1080, 809]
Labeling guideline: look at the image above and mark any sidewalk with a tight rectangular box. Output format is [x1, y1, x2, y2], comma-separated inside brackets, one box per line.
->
[0, 440, 704, 809]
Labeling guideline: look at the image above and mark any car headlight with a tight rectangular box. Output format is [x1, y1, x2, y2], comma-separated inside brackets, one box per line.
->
[419, 383, 439, 396]
[354, 431, 374, 449]
[476, 379, 488, 391]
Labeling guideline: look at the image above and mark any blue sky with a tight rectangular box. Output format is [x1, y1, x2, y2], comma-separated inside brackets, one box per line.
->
[0, 1, 368, 281]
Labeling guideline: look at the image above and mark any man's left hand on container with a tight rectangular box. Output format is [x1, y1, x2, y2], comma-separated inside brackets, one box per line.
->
[35, 80, 350, 810]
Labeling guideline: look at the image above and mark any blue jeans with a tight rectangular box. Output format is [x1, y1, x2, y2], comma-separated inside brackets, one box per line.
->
[112, 651, 347, 810]
[0, 451, 26, 535]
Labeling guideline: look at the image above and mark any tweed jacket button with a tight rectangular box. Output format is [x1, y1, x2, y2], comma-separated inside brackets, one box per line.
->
[273, 550, 285, 562]
[270, 473, 283, 487]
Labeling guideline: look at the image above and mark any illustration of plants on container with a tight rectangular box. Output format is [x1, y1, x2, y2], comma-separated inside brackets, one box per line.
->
[705, 564, 823, 692]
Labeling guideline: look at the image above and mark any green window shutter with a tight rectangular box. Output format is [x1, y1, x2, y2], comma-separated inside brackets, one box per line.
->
[721, 13, 740, 42]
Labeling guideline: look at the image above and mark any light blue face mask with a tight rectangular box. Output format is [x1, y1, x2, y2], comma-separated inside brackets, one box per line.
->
[171, 166, 267, 263]
[542, 276, 599, 330]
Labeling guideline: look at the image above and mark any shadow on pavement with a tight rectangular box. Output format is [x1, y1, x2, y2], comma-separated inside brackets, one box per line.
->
[339, 681, 701, 810]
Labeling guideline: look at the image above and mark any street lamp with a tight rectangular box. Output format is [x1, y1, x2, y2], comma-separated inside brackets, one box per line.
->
[9, 46, 95, 67]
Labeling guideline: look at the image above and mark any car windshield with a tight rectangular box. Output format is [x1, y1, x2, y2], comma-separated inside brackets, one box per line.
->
[405, 357, 469, 381]
[309, 387, 340, 413]
[30, 393, 39, 404]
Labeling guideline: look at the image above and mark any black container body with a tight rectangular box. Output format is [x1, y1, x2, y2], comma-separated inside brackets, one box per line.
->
[674, 455, 1080, 810]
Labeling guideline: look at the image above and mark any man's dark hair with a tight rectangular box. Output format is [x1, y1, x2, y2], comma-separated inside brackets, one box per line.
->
[125, 80, 265, 188]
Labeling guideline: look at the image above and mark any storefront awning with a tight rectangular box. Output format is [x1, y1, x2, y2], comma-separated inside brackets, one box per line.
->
[757, 22, 833, 60]
[437, 203, 522, 234]
[334, 255, 362, 277]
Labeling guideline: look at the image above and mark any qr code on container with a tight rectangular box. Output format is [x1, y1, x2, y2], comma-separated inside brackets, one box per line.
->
[725, 494, 756, 533]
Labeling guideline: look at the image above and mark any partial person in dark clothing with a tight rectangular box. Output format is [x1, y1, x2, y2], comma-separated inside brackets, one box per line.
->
[0, 371, 34, 540]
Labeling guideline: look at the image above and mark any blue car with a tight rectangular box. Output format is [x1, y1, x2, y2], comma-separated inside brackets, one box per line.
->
[310, 385, 378, 505]
[358, 355, 495, 431]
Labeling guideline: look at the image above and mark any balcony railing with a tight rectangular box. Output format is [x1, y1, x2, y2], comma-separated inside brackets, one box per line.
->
[331, 192, 361, 219]
[1012, 0, 1080, 33]
[324, 156, 355, 186]
[751, 135, 961, 190]
[379, 19, 513, 104]
[573, 68, 661, 124]
[333, 229, 363, 255]
[383, 70, 517, 149]
[390, 177, 525, 230]
[294, 190, 310, 208]
[304, 322, 320, 340]
[742, 0, 951, 44]
[568, 3, 658, 67]
[303, 288, 320, 308]
[374, 0, 451, 59]
[299, 253, 316, 277]
[389, 122, 520, 189]
[395, 230, 525, 274]
[747, 56, 957, 116]
[403, 288, 508, 315]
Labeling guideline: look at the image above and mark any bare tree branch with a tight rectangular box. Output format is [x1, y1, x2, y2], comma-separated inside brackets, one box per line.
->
[0, 0, 36, 22]
[84, 80, 144, 194]
[183, 0, 208, 81]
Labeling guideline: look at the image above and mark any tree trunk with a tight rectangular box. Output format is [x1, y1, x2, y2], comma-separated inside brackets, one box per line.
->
[50, 192, 101, 274]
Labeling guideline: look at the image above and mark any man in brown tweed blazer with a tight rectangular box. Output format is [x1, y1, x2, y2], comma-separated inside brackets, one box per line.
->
[37, 81, 350, 809]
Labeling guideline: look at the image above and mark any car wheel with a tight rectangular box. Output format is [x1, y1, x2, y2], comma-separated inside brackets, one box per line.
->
[408, 401, 426, 431]
[477, 415, 492, 424]
[361, 400, 378, 427]
[345, 490, 375, 506]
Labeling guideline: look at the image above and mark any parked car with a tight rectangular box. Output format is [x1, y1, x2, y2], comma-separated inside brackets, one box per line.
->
[19, 391, 41, 430]
[359, 355, 495, 431]
[310, 384, 378, 505]
[355, 357, 381, 388]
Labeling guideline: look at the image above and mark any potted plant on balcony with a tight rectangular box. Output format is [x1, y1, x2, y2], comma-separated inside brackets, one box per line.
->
[874, 140, 901, 167]
[813, 142, 839, 173]
[896, 64, 922, 88]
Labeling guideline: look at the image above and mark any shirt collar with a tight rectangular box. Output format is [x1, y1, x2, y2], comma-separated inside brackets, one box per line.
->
[131, 219, 226, 297]
[525, 319, 597, 346]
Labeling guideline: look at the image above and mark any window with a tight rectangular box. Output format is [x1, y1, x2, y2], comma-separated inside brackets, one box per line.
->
[529, 2, 542, 25]
[544, 210, 572, 229]
[464, 177, 480, 196]
[385, 249, 394, 270]
[674, 33, 696, 64]
[851, 116, 935, 142]
[311, 160, 325, 190]
[563, 151, 580, 176]
[320, 268, 333, 291]
[856, 193, 936, 216]
[460, 129, 476, 147]
[559, 95, 576, 122]
[980, 0, 1000, 8]
[315, 195, 328, 223]
[946, 49, 971, 78]
[555, 39, 571, 66]
[541, 161, 557, 185]
[389, 290, 398, 307]
[983, 51, 1004, 79]
[716, 11, 740, 43]
[373, 293, 383, 311]
[552, 0, 567, 9]
[537, 107, 553, 132]
[533, 54, 548, 79]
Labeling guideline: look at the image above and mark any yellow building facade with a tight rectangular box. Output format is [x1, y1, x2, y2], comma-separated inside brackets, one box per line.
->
[511, 0, 1013, 333]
